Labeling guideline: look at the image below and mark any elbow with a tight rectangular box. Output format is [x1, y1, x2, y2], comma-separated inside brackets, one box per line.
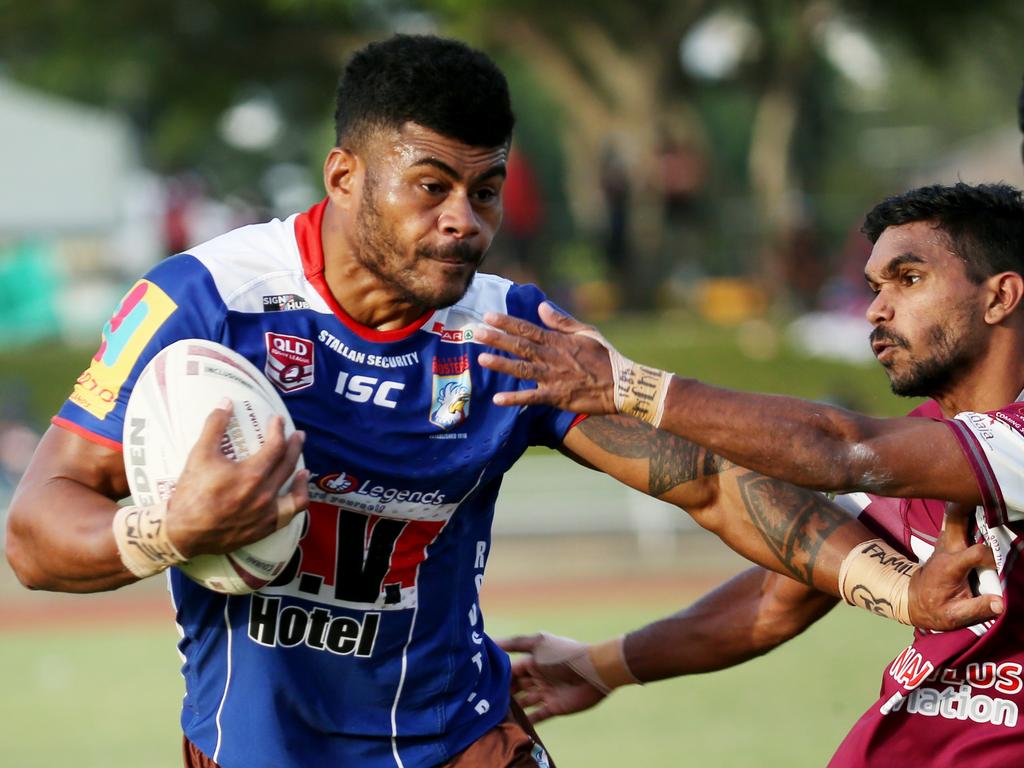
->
[5, 536, 43, 591]
[5, 509, 46, 591]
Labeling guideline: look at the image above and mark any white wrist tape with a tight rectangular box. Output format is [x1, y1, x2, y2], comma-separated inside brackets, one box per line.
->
[578, 330, 672, 426]
[112, 502, 186, 579]
[838, 539, 919, 625]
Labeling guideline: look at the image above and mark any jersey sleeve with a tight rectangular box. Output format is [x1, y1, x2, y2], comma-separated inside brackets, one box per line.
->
[53, 254, 227, 449]
[945, 404, 1024, 526]
[502, 283, 580, 447]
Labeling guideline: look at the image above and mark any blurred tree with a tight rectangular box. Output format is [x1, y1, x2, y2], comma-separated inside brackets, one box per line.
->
[432, 0, 1024, 305]
[2, 0, 1021, 307]
[0, 0, 384, 195]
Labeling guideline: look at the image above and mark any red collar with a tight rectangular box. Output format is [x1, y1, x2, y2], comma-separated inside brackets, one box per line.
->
[294, 198, 433, 343]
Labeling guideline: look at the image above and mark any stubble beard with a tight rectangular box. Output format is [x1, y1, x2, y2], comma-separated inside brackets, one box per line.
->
[354, 182, 482, 311]
[876, 300, 983, 399]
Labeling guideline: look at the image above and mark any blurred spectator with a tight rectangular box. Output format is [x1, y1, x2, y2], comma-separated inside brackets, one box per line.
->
[496, 147, 545, 283]
[653, 133, 709, 293]
[599, 139, 632, 299]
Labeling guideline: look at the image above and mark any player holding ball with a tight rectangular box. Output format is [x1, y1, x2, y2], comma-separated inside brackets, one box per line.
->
[5, 35, 999, 768]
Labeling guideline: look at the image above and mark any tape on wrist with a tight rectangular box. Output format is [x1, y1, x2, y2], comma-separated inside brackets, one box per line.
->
[112, 502, 186, 579]
[583, 636, 642, 693]
[578, 329, 671, 427]
[838, 538, 919, 625]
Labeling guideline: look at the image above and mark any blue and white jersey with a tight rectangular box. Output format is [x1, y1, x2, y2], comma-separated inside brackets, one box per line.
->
[54, 199, 578, 768]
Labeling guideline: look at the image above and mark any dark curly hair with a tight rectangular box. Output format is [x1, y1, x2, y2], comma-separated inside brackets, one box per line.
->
[334, 34, 514, 150]
[862, 182, 1024, 283]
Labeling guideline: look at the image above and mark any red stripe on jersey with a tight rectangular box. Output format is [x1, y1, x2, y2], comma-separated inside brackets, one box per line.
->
[294, 199, 432, 342]
[384, 519, 446, 589]
[51, 416, 122, 451]
[301, 501, 341, 587]
[944, 417, 1008, 528]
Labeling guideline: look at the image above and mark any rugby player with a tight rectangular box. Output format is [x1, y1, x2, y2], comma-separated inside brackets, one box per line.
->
[4, 35, 997, 768]
[477, 181, 1024, 764]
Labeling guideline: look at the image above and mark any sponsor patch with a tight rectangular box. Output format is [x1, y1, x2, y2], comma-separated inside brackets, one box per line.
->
[429, 321, 476, 343]
[71, 280, 177, 419]
[995, 403, 1024, 437]
[265, 332, 315, 392]
[262, 293, 310, 312]
[430, 356, 471, 430]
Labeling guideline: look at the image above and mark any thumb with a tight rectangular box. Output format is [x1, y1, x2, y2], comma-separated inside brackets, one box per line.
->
[538, 302, 589, 334]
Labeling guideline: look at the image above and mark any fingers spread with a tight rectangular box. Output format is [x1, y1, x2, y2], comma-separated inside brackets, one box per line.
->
[482, 312, 550, 344]
[538, 301, 589, 334]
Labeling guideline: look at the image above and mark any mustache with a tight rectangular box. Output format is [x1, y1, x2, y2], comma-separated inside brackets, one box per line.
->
[870, 327, 910, 349]
[417, 241, 483, 265]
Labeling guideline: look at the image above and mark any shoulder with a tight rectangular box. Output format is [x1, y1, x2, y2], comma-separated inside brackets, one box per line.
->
[184, 214, 306, 312]
[421, 273, 548, 341]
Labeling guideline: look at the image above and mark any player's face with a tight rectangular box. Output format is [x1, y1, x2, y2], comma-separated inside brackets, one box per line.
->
[353, 123, 507, 309]
[864, 221, 988, 398]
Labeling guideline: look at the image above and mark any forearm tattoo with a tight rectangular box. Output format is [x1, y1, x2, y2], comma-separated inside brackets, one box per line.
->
[577, 416, 733, 495]
[578, 416, 849, 585]
[733, 473, 850, 585]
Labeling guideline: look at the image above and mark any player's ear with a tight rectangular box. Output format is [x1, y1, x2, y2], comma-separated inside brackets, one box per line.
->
[983, 271, 1024, 325]
[323, 147, 362, 210]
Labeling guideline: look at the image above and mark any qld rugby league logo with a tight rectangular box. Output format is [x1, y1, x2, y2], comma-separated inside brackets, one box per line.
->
[430, 355, 471, 430]
[265, 332, 315, 393]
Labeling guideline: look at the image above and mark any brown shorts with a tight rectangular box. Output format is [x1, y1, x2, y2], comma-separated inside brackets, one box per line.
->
[182, 698, 554, 768]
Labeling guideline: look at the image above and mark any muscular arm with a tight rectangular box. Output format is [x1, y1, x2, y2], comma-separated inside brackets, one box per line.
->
[563, 416, 865, 594]
[6, 412, 307, 594]
[499, 567, 837, 723]
[624, 567, 837, 680]
[6, 426, 135, 592]
[476, 305, 979, 504]
[655, 379, 977, 503]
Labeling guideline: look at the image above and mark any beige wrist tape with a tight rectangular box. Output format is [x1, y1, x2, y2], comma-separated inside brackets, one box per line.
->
[838, 538, 919, 625]
[578, 330, 672, 426]
[112, 502, 187, 579]
[585, 636, 643, 693]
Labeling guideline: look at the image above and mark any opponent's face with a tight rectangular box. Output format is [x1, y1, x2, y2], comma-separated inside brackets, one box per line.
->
[864, 221, 988, 398]
[353, 123, 507, 309]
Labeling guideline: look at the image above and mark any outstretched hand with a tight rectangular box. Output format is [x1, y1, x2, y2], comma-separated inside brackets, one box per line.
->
[497, 633, 607, 724]
[475, 302, 618, 414]
[908, 502, 1004, 631]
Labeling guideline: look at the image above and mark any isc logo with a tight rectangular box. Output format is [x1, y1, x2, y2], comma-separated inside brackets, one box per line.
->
[334, 371, 404, 409]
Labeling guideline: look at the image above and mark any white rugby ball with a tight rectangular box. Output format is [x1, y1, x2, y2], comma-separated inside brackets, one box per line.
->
[123, 338, 306, 595]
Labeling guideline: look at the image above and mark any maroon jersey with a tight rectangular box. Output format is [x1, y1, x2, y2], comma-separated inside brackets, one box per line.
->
[830, 400, 1024, 767]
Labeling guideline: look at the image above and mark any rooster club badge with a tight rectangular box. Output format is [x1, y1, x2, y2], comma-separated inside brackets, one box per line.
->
[429, 355, 471, 430]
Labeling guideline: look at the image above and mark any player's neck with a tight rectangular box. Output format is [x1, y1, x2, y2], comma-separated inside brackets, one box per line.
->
[931, 331, 1024, 417]
[319, 204, 429, 331]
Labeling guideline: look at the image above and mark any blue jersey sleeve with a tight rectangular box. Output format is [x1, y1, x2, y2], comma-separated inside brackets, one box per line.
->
[53, 255, 227, 448]
[502, 283, 580, 448]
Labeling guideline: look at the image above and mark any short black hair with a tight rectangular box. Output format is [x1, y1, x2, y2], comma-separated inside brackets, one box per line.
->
[861, 182, 1024, 283]
[334, 34, 514, 150]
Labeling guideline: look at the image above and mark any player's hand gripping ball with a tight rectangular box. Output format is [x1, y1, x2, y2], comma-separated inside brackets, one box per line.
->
[123, 339, 306, 594]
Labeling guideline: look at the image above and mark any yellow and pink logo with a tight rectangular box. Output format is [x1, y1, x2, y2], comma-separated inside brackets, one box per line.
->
[70, 280, 178, 419]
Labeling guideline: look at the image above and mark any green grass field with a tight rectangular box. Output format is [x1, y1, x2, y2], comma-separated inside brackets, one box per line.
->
[0, 587, 909, 768]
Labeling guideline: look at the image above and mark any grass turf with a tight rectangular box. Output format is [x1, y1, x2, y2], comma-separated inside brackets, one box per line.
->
[0, 596, 908, 767]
